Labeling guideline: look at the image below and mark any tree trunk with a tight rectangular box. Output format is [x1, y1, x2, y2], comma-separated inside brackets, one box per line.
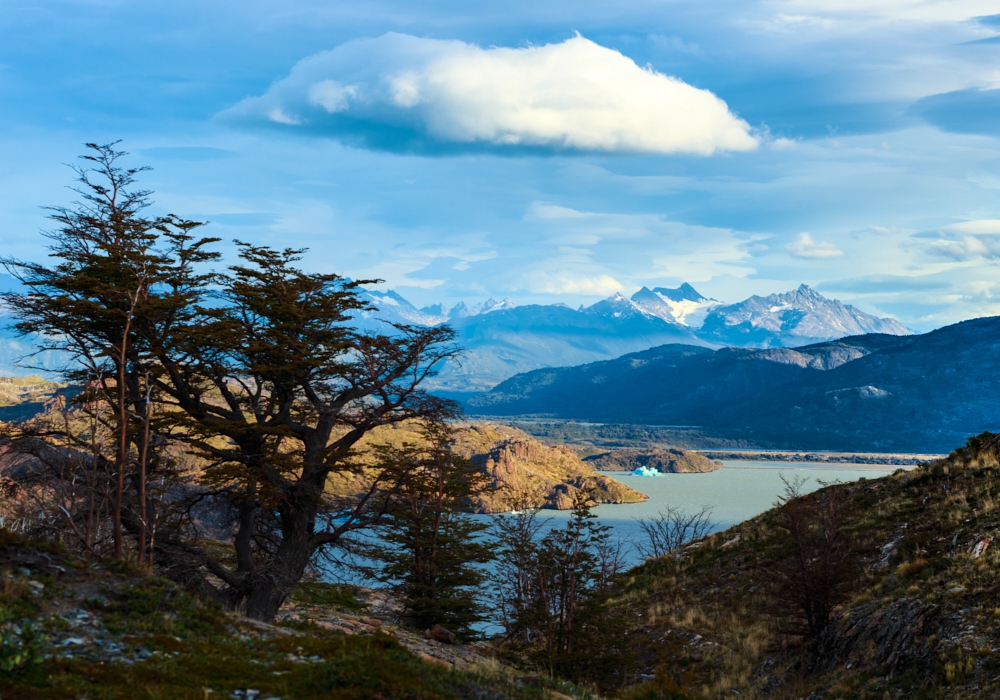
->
[242, 508, 314, 621]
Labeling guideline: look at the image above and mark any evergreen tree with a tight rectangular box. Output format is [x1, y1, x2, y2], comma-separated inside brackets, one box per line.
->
[2, 143, 460, 620]
[368, 424, 493, 638]
[493, 494, 636, 689]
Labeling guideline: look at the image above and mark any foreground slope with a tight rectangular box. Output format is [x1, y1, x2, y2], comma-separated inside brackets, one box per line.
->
[0, 531, 589, 700]
[469, 316, 1000, 452]
[615, 433, 1000, 699]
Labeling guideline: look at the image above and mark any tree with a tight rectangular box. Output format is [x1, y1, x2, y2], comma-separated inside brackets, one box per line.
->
[364, 424, 493, 638]
[491, 485, 549, 641]
[635, 505, 714, 560]
[1, 142, 218, 561]
[766, 476, 857, 638]
[493, 494, 635, 688]
[2, 143, 461, 621]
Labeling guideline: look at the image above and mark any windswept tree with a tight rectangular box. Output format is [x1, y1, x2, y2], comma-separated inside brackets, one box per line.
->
[493, 495, 635, 688]
[1, 142, 218, 560]
[2, 143, 461, 621]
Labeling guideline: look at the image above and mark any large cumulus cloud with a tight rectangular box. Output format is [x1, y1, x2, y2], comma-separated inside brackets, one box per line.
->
[222, 33, 758, 155]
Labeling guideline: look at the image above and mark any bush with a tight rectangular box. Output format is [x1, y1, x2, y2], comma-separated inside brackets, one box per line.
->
[0, 623, 44, 674]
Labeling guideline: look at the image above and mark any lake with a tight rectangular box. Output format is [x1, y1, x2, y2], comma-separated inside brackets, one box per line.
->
[521, 460, 905, 567]
[324, 460, 906, 582]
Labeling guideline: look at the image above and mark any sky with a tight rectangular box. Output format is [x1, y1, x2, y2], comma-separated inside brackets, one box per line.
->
[1, 1, 999, 331]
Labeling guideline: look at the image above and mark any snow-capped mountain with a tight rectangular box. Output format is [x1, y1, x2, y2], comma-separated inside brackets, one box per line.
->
[698, 284, 912, 348]
[446, 298, 516, 319]
[630, 284, 722, 328]
[582, 292, 658, 321]
[354, 289, 448, 328]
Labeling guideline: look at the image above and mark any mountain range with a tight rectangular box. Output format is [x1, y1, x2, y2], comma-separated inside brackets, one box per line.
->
[465, 315, 1000, 453]
[351, 282, 911, 392]
[0, 277, 913, 393]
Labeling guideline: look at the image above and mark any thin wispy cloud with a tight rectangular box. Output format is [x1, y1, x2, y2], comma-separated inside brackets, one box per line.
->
[222, 33, 759, 155]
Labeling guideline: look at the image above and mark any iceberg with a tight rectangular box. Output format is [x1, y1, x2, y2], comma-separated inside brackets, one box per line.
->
[631, 466, 663, 477]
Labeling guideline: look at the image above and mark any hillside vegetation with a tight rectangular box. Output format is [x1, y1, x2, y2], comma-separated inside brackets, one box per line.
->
[613, 432, 1000, 699]
[0, 529, 594, 700]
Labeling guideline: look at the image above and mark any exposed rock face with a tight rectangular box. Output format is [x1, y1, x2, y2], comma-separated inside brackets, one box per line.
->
[812, 599, 938, 677]
[583, 448, 720, 473]
[463, 432, 647, 513]
[330, 422, 648, 514]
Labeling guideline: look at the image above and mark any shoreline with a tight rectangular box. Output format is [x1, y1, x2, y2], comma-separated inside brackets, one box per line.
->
[690, 450, 940, 466]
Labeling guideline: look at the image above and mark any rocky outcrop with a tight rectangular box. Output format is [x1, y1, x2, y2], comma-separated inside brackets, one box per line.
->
[811, 598, 939, 677]
[583, 448, 719, 473]
[467, 435, 648, 513]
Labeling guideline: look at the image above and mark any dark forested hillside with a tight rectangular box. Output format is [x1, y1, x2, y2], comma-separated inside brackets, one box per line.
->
[467, 317, 1000, 452]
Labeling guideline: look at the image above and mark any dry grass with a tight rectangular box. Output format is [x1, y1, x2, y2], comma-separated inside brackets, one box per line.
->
[610, 433, 1000, 699]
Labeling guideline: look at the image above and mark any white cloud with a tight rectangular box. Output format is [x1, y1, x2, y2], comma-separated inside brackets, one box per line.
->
[223, 33, 758, 156]
[940, 219, 1000, 235]
[526, 202, 590, 220]
[518, 271, 625, 296]
[926, 234, 1000, 261]
[786, 232, 845, 259]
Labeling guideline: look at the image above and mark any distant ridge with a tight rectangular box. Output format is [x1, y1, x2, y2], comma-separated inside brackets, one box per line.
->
[466, 315, 1000, 453]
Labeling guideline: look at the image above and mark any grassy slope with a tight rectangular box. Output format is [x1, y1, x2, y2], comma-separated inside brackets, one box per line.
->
[0, 530, 593, 700]
[613, 433, 1000, 699]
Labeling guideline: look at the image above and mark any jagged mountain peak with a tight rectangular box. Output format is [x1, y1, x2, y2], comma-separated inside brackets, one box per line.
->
[700, 285, 912, 347]
[631, 283, 721, 328]
[583, 292, 653, 320]
[651, 282, 709, 303]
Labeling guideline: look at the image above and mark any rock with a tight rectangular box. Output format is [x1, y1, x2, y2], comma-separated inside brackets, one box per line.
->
[722, 534, 741, 548]
[874, 535, 905, 569]
[969, 536, 992, 559]
[425, 624, 456, 644]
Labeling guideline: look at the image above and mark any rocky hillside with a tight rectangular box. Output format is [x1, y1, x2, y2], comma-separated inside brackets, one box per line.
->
[0, 530, 590, 699]
[613, 432, 1000, 699]
[0, 376, 67, 422]
[329, 422, 647, 513]
[583, 448, 720, 473]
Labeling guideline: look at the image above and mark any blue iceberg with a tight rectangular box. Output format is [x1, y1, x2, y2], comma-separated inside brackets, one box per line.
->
[631, 466, 663, 477]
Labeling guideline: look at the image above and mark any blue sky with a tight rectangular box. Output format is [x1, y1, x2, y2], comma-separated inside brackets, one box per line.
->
[2, 1, 999, 331]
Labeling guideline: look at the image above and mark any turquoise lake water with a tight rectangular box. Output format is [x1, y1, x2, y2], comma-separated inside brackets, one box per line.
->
[324, 460, 906, 581]
[521, 460, 904, 566]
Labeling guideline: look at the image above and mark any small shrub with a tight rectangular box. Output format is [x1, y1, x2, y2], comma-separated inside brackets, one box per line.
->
[896, 558, 928, 579]
[620, 665, 690, 699]
[0, 623, 44, 674]
[0, 578, 40, 623]
[289, 581, 363, 611]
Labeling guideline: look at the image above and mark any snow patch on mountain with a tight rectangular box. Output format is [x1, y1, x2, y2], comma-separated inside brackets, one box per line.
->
[630, 284, 722, 328]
